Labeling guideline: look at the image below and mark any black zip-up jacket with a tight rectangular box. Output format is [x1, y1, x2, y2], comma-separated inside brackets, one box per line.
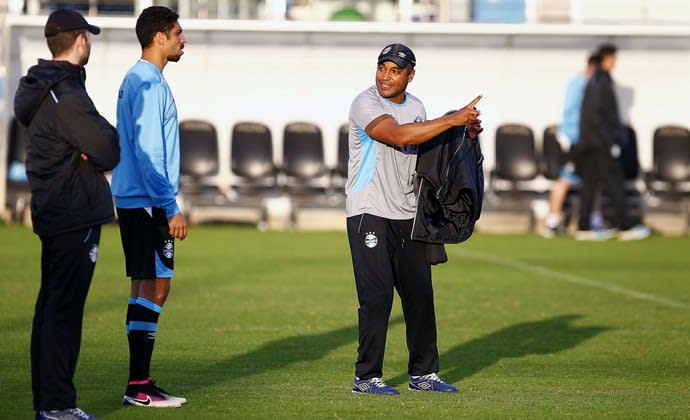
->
[412, 125, 484, 245]
[14, 59, 120, 236]
[579, 68, 622, 152]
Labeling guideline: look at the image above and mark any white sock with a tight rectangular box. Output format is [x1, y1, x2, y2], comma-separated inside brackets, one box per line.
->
[545, 213, 562, 229]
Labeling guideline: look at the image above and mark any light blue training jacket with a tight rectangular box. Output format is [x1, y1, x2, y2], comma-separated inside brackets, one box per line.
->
[111, 59, 181, 218]
[558, 72, 588, 145]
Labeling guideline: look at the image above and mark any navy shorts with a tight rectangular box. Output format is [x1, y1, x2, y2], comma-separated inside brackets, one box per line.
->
[117, 207, 174, 280]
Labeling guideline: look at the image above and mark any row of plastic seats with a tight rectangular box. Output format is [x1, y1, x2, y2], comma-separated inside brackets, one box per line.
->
[6, 116, 690, 228]
[7, 117, 690, 194]
[491, 123, 635, 186]
[489, 122, 690, 193]
[487, 122, 690, 232]
[3, 117, 350, 223]
[178, 119, 350, 193]
[177, 119, 353, 226]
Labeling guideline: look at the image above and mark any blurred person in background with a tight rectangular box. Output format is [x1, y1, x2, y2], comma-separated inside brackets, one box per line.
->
[576, 43, 650, 241]
[14, 9, 119, 419]
[541, 52, 604, 238]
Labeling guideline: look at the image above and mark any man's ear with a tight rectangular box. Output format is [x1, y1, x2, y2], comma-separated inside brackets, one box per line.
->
[154, 31, 166, 46]
[408, 68, 415, 83]
[75, 32, 87, 52]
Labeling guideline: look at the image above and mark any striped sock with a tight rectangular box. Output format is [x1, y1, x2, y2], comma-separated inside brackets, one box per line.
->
[128, 297, 162, 381]
[125, 297, 136, 335]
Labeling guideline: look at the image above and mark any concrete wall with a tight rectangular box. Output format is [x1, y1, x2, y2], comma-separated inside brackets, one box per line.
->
[3, 16, 690, 217]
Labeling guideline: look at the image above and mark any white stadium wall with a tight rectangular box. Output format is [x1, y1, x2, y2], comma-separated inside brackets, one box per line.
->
[2, 15, 690, 216]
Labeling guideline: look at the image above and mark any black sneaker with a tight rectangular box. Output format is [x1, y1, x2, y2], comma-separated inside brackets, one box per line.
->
[123, 379, 187, 408]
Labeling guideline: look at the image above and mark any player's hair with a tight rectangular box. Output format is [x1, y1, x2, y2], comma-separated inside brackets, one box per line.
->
[587, 52, 601, 67]
[136, 6, 179, 50]
[46, 29, 83, 57]
[596, 43, 617, 59]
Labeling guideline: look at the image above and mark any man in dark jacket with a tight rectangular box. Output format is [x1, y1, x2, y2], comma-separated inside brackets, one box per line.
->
[412, 122, 484, 245]
[576, 43, 650, 241]
[13, 9, 119, 420]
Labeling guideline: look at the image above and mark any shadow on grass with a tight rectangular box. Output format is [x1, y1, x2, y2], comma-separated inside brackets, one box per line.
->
[199, 315, 401, 379]
[388, 314, 610, 386]
[93, 316, 402, 416]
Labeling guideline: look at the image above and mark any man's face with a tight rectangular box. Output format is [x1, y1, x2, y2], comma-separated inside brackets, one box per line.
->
[375, 61, 414, 104]
[164, 21, 186, 63]
[601, 53, 617, 72]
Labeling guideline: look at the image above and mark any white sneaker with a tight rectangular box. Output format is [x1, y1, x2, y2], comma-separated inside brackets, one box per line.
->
[539, 224, 567, 239]
[575, 229, 616, 241]
[618, 225, 651, 241]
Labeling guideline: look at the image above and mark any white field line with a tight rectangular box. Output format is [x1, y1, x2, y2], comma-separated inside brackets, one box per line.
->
[453, 248, 690, 310]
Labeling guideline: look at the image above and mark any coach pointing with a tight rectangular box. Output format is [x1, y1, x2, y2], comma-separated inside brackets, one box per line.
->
[346, 43, 482, 395]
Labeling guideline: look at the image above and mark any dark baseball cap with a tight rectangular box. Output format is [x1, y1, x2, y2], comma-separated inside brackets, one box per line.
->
[377, 43, 416, 68]
[44, 9, 101, 38]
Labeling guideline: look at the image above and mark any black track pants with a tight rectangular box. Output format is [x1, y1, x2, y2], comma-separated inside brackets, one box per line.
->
[32, 226, 101, 411]
[578, 148, 631, 231]
[347, 214, 439, 380]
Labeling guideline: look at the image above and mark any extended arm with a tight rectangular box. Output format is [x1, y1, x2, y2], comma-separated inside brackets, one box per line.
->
[367, 94, 482, 147]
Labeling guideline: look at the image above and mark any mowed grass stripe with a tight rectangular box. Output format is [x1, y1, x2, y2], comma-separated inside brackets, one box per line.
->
[452, 248, 690, 310]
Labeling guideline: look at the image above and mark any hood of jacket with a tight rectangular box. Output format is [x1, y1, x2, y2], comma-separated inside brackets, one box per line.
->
[14, 59, 84, 126]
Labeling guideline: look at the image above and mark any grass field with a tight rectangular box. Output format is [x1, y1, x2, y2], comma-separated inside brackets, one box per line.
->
[1, 224, 689, 419]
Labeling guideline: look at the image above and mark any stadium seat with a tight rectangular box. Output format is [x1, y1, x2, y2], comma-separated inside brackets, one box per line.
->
[330, 123, 349, 191]
[643, 125, 690, 233]
[646, 125, 690, 190]
[490, 123, 539, 187]
[178, 119, 222, 213]
[484, 123, 540, 232]
[179, 119, 220, 178]
[281, 121, 327, 192]
[203, 120, 280, 227]
[6, 117, 31, 223]
[541, 124, 562, 181]
[281, 121, 342, 228]
[231, 121, 276, 190]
